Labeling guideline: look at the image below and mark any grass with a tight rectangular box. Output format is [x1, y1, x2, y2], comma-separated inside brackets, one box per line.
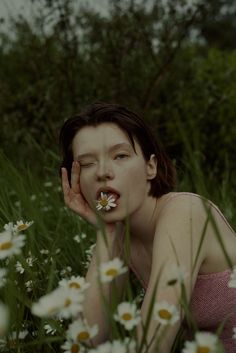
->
[0, 137, 235, 352]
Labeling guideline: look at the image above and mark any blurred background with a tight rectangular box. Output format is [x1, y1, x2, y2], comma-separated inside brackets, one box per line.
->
[0, 0, 235, 223]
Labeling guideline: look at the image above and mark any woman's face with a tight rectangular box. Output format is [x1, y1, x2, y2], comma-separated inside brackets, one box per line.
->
[72, 123, 156, 223]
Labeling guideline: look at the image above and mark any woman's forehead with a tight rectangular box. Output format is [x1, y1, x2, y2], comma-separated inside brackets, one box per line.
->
[72, 122, 140, 155]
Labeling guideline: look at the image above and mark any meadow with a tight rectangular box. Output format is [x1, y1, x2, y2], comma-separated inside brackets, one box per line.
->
[0, 134, 235, 352]
[0, 0, 236, 351]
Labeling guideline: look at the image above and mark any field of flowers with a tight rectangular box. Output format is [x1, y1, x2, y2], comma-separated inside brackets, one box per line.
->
[0, 146, 236, 353]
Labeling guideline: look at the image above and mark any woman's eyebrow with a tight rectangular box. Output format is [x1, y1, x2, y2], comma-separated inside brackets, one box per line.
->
[76, 143, 132, 160]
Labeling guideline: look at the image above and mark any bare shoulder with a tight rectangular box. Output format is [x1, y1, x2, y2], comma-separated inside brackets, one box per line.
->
[158, 192, 212, 225]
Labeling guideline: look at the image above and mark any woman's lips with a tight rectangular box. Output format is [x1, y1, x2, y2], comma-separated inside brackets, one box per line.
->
[96, 188, 120, 200]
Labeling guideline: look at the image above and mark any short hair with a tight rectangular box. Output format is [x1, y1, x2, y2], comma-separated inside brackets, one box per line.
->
[59, 102, 177, 198]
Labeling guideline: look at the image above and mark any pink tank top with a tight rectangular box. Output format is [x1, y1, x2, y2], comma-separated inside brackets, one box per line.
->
[128, 192, 236, 352]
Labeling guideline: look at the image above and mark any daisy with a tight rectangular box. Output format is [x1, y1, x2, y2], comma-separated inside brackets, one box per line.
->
[3, 223, 13, 232]
[153, 300, 180, 326]
[13, 220, 34, 233]
[59, 275, 90, 292]
[0, 229, 25, 259]
[114, 302, 141, 330]
[15, 261, 25, 274]
[0, 269, 7, 288]
[0, 303, 9, 337]
[25, 280, 33, 292]
[228, 266, 236, 288]
[99, 257, 128, 283]
[96, 192, 117, 211]
[181, 340, 197, 353]
[31, 286, 84, 319]
[61, 339, 84, 353]
[88, 341, 112, 353]
[165, 264, 188, 286]
[67, 319, 98, 342]
[182, 331, 219, 353]
[44, 323, 56, 335]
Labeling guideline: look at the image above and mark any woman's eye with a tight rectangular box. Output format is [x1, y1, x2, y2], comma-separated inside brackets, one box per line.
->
[80, 162, 95, 168]
[115, 154, 129, 160]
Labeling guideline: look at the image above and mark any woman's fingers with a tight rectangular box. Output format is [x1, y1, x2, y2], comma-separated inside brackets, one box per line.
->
[61, 167, 72, 203]
[71, 161, 81, 194]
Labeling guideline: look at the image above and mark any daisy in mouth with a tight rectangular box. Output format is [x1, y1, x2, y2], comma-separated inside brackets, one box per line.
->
[96, 192, 118, 211]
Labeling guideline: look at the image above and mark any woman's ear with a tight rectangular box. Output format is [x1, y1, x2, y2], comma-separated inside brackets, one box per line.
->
[146, 154, 157, 180]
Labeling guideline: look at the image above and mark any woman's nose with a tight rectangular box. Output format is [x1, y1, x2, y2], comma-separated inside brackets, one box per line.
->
[95, 161, 114, 181]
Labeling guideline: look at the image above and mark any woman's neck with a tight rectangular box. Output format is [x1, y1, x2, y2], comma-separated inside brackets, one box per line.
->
[129, 193, 165, 248]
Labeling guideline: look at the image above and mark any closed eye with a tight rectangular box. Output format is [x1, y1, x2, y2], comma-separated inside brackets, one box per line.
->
[80, 162, 96, 168]
[115, 154, 129, 160]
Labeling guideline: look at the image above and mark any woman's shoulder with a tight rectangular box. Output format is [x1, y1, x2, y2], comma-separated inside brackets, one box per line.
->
[159, 192, 235, 234]
[159, 191, 212, 215]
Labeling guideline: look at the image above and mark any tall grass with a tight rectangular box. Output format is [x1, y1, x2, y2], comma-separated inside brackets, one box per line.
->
[0, 131, 235, 352]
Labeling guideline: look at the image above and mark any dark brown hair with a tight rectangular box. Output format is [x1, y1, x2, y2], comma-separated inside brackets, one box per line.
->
[59, 102, 177, 198]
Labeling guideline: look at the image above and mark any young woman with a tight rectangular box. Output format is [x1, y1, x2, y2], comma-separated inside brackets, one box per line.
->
[60, 102, 236, 353]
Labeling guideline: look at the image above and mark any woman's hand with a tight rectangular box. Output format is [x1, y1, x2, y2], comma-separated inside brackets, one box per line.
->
[61, 161, 100, 227]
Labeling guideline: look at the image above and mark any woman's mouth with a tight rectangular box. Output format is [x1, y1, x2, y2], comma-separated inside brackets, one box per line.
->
[95, 191, 120, 211]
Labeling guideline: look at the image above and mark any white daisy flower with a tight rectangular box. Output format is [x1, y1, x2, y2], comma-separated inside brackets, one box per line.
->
[13, 220, 34, 233]
[31, 286, 84, 319]
[10, 330, 28, 340]
[44, 324, 56, 335]
[99, 257, 128, 283]
[25, 280, 33, 292]
[114, 302, 141, 330]
[88, 341, 112, 353]
[233, 327, 236, 341]
[96, 192, 117, 211]
[195, 332, 218, 351]
[0, 269, 7, 288]
[228, 266, 236, 288]
[182, 331, 219, 353]
[59, 275, 90, 292]
[153, 300, 180, 326]
[73, 235, 81, 243]
[3, 223, 14, 232]
[40, 249, 50, 255]
[182, 340, 197, 353]
[67, 319, 98, 342]
[89, 339, 135, 353]
[15, 261, 25, 274]
[61, 339, 84, 353]
[0, 229, 25, 259]
[165, 264, 188, 286]
[0, 303, 9, 337]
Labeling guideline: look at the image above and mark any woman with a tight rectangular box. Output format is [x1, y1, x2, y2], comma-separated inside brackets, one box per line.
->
[60, 102, 236, 353]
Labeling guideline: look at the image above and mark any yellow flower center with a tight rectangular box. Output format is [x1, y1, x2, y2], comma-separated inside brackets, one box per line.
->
[197, 347, 210, 353]
[0, 241, 13, 250]
[69, 282, 81, 289]
[77, 331, 90, 341]
[64, 298, 72, 307]
[71, 343, 80, 353]
[106, 268, 118, 277]
[122, 313, 132, 321]
[99, 198, 108, 207]
[17, 224, 27, 231]
[159, 309, 172, 320]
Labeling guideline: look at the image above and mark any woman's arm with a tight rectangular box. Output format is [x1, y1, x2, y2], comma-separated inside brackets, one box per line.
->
[137, 195, 208, 353]
[61, 162, 128, 343]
